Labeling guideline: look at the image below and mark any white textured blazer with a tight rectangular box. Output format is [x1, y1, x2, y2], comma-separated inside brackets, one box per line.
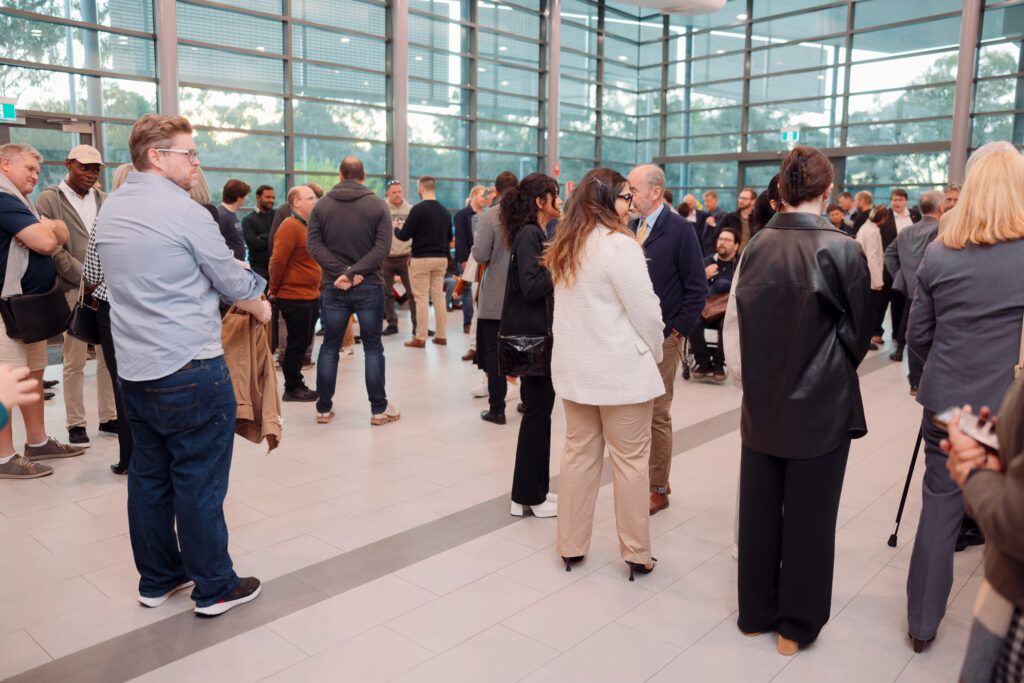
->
[551, 224, 666, 406]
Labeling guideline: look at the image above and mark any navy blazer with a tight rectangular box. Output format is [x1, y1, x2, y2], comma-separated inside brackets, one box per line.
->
[630, 209, 709, 337]
[908, 238, 1024, 414]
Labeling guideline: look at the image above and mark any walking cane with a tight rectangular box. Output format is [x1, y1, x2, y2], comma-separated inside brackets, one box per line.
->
[888, 427, 924, 547]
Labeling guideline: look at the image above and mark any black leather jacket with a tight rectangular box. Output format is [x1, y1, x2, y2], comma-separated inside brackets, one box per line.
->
[734, 211, 874, 458]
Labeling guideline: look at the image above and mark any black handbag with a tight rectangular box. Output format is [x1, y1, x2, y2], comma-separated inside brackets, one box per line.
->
[498, 237, 552, 377]
[65, 279, 101, 345]
[0, 278, 71, 344]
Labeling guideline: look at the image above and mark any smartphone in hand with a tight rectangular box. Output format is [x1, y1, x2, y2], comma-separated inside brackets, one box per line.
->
[932, 409, 1000, 453]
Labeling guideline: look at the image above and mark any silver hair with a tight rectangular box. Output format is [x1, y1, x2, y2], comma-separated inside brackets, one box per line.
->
[918, 190, 944, 215]
[943, 182, 962, 193]
[0, 143, 42, 163]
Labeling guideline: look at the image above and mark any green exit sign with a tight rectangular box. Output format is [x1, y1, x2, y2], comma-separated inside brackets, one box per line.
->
[780, 127, 800, 142]
[0, 98, 16, 121]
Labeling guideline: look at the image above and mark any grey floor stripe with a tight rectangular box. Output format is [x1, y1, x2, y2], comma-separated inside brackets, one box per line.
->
[8, 351, 896, 683]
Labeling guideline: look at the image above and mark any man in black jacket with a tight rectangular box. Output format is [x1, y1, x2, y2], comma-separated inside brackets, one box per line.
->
[242, 185, 275, 283]
[688, 227, 739, 382]
[628, 164, 709, 515]
[717, 187, 756, 252]
[307, 156, 399, 427]
[395, 175, 453, 347]
[851, 190, 873, 233]
[875, 188, 922, 344]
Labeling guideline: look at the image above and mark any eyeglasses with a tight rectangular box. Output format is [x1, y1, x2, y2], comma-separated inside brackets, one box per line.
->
[616, 193, 633, 203]
[155, 148, 199, 163]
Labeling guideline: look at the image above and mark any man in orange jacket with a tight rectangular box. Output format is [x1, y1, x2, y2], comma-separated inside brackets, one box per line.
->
[269, 185, 322, 401]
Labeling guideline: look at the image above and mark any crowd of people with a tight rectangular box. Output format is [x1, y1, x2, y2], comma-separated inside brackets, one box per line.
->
[0, 113, 1022, 678]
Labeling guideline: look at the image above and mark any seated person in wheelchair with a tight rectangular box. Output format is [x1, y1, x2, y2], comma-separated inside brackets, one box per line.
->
[689, 227, 739, 381]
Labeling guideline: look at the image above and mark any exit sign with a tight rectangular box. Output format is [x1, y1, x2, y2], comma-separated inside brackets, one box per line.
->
[0, 98, 15, 121]
[780, 127, 800, 143]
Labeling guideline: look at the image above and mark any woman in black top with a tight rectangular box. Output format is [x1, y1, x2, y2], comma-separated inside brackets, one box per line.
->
[501, 173, 561, 518]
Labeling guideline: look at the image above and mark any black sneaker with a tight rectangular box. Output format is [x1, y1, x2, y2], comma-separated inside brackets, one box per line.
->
[98, 420, 119, 435]
[194, 576, 261, 617]
[68, 426, 91, 447]
[382, 324, 399, 336]
[282, 386, 319, 402]
[692, 364, 712, 379]
[43, 379, 59, 389]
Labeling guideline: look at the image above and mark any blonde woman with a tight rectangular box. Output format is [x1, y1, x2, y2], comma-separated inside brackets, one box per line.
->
[905, 142, 1024, 653]
[543, 167, 665, 580]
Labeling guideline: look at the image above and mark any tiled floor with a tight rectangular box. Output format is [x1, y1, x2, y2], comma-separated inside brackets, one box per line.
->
[0, 312, 984, 682]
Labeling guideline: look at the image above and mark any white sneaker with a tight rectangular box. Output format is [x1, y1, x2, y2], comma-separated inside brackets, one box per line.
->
[510, 499, 557, 518]
[471, 380, 488, 397]
[546, 492, 558, 503]
[139, 580, 194, 607]
[505, 382, 520, 402]
[341, 346, 355, 358]
[370, 402, 400, 426]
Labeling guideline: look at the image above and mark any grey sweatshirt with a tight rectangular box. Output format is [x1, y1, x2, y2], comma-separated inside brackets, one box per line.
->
[306, 180, 392, 287]
[470, 200, 509, 320]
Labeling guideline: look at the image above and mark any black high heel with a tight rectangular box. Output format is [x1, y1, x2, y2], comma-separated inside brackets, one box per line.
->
[626, 557, 657, 581]
[562, 556, 584, 572]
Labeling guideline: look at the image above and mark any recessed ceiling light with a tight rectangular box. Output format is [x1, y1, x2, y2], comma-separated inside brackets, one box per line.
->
[256, 46, 265, 52]
[478, 66, 486, 72]
[415, 55, 423, 61]
[30, 29, 42, 35]
[716, 49, 725, 54]
[498, 45, 507, 51]
[501, 80, 509, 86]
[737, 13, 748, 20]
[817, 74, 825, 79]
[618, 55, 628, 61]
[364, 81, 369, 86]
[340, 37, 351, 43]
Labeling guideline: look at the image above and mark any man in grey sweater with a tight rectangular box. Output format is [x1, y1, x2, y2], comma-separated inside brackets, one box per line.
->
[470, 170, 517, 424]
[306, 157, 399, 426]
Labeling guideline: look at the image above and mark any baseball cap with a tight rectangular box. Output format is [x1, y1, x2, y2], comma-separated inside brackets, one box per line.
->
[67, 145, 105, 166]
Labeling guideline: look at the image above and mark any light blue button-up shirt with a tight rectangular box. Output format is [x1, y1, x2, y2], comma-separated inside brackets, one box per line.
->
[95, 172, 265, 381]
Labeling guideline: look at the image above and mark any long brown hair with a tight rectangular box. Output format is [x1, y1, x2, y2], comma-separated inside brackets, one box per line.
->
[542, 167, 629, 288]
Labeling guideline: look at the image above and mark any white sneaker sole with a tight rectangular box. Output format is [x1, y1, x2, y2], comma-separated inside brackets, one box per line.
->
[194, 582, 261, 616]
[138, 580, 194, 607]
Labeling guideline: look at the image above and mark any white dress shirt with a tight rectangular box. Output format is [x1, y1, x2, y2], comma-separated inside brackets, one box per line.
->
[58, 179, 98, 233]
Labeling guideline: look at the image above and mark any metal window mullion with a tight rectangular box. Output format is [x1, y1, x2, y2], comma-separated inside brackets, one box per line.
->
[951, 0, 983, 180]
[740, 0, 752, 158]
[156, 0, 178, 115]
[658, 14, 668, 164]
[283, 3, 293, 192]
[839, 0, 854, 148]
[467, 0, 478, 185]
[391, 0, 408, 189]
[595, 1, 604, 163]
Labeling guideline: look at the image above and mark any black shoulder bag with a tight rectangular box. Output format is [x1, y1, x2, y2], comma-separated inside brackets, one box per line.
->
[497, 238, 552, 377]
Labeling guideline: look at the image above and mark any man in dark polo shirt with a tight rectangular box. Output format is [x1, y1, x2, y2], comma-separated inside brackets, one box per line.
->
[242, 184, 275, 282]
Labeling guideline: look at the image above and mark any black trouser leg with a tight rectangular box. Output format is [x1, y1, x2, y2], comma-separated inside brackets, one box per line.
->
[687, 323, 712, 368]
[479, 319, 506, 415]
[277, 298, 317, 393]
[511, 374, 555, 505]
[896, 296, 911, 351]
[890, 290, 905, 341]
[97, 300, 133, 469]
[709, 319, 725, 369]
[738, 440, 850, 644]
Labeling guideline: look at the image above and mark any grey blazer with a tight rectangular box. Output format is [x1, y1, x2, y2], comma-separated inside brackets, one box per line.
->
[908, 238, 1024, 413]
[884, 216, 939, 299]
[470, 201, 509, 320]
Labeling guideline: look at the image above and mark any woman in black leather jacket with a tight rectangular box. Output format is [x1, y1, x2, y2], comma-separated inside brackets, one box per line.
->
[501, 173, 562, 518]
[723, 146, 874, 655]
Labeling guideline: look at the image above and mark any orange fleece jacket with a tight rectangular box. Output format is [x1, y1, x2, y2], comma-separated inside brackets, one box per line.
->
[268, 216, 321, 300]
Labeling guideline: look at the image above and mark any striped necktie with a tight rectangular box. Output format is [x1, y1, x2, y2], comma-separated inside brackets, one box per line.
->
[636, 218, 649, 246]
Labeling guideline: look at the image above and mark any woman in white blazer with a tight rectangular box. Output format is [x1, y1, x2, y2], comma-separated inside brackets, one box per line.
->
[542, 167, 666, 580]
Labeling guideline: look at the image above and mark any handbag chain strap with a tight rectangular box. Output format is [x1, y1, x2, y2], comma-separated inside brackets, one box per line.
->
[77, 272, 87, 306]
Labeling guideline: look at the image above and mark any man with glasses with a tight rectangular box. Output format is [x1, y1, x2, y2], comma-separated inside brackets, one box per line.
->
[381, 179, 415, 336]
[719, 186, 757, 252]
[95, 114, 269, 616]
[36, 144, 118, 447]
[627, 164, 708, 516]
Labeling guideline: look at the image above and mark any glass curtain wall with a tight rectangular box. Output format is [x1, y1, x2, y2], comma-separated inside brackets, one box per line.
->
[176, 0, 388, 201]
[0, 0, 158, 198]
[973, 0, 1024, 149]
[408, 0, 544, 210]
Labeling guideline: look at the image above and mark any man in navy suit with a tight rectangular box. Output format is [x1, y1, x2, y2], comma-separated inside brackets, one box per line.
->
[628, 165, 709, 515]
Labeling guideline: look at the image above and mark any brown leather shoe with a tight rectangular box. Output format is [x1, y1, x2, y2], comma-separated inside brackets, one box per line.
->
[649, 492, 669, 515]
[778, 635, 799, 656]
[461, 349, 475, 361]
[432, 337, 447, 346]
[404, 339, 426, 348]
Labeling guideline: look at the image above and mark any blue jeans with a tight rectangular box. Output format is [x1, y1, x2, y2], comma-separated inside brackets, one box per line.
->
[316, 284, 388, 415]
[120, 356, 240, 608]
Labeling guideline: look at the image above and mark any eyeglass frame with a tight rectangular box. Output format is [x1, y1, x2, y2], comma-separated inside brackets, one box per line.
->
[154, 148, 199, 164]
[616, 193, 633, 203]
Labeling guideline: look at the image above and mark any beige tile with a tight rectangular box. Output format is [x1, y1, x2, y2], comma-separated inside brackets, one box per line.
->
[82, 559, 140, 599]
[264, 626, 433, 683]
[223, 501, 269, 529]
[129, 627, 306, 683]
[229, 502, 351, 553]
[233, 534, 341, 581]
[267, 575, 436, 655]
[397, 534, 534, 596]
[0, 576, 108, 636]
[772, 616, 914, 683]
[388, 573, 544, 653]
[0, 629, 52, 678]
[310, 502, 440, 552]
[393, 624, 558, 683]
[521, 622, 681, 683]
[647, 618, 788, 683]
[75, 490, 128, 517]
[328, 475, 442, 515]
[32, 510, 129, 553]
[243, 475, 363, 517]
[28, 594, 193, 660]
[0, 535, 53, 570]
[502, 570, 654, 652]
[0, 535, 130, 601]
[0, 503, 97, 544]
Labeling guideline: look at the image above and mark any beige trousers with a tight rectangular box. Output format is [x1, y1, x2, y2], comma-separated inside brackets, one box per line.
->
[62, 332, 116, 429]
[408, 257, 447, 341]
[649, 334, 682, 493]
[556, 399, 655, 564]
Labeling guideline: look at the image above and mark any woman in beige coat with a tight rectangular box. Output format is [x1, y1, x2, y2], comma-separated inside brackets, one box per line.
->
[543, 167, 665, 580]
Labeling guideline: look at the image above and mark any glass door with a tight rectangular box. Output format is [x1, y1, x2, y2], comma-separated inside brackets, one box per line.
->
[739, 160, 781, 194]
[0, 114, 98, 203]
